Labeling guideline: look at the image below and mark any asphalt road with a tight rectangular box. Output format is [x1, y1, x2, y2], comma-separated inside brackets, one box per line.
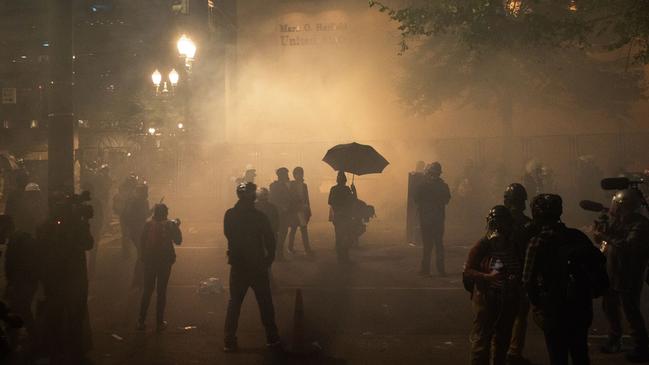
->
[75, 218, 642, 365]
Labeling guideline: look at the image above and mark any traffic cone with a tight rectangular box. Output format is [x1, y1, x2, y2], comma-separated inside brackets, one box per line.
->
[291, 288, 306, 353]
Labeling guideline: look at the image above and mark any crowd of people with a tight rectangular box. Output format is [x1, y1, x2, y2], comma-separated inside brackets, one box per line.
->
[0, 157, 648, 365]
[411, 161, 649, 365]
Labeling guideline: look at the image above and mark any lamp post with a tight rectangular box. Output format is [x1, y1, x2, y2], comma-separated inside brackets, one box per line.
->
[176, 34, 196, 71]
[168, 69, 179, 91]
[151, 69, 162, 94]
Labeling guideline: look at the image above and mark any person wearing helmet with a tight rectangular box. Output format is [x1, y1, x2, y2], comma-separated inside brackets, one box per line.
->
[414, 162, 451, 277]
[503, 183, 535, 365]
[223, 182, 280, 352]
[595, 189, 649, 361]
[464, 206, 522, 365]
[136, 203, 182, 332]
[269, 168, 291, 261]
[524, 194, 607, 365]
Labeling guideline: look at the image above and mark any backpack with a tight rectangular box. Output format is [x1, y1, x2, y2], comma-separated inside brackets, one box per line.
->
[538, 229, 608, 304]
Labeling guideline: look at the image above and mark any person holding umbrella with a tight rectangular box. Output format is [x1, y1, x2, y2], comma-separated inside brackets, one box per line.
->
[328, 171, 357, 264]
[323, 142, 389, 263]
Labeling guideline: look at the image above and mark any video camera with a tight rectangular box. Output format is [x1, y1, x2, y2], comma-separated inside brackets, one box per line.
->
[600, 177, 649, 210]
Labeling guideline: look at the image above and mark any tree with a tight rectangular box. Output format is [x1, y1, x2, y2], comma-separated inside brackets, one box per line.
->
[370, 0, 647, 169]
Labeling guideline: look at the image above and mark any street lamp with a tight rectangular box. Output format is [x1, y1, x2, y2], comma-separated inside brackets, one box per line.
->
[176, 34, 196, 69]
[169, 68, 179, 88]
[151, 69, 162, 94]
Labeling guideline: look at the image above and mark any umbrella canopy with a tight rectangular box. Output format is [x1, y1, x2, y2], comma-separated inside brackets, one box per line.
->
[322, 142, 389, 175]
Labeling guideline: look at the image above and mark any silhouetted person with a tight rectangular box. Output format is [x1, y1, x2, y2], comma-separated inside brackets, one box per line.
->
[269, 168, 291, 261]
[4, 170, 29, 220]
[406, 161, 426, 245]
[415, 162, 451, 277]
[114, 174, 138, 257]
[125, 184, 151, 288]
[10, 182, 46, 235]
[288, 167, 312, 256]
[256, 187, 280, 290]
[594, 190, 649, 362]
[0, 215, 25, 359]
[328, 171, 357, 263]
[523, 194, 607, 365]
[503, 183, 535, 365]
[256, 188, 279, 235]
[223, 182, 280, 352]
[83, 183, 104, 277]
[464, 206, 522, 365]
[522, 161, 544, 197]
[4, 214, 40, 345]
[37, 192, 94, 364]
[137, 204, 182, 332]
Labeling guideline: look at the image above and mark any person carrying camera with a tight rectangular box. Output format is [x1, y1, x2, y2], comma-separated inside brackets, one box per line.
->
[136, 204, 182, 332]
[594, 189, 649, 362]
[464, 206, 522, 365]
[523, 194, 607, 365]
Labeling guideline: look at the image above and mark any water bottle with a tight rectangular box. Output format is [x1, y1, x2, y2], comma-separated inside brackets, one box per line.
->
[491, 258, 504, 274]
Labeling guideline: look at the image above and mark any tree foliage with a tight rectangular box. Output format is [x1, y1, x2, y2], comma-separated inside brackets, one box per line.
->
[370, 0, 649, 64]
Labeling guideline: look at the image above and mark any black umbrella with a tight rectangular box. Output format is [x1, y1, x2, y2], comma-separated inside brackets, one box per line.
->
[322, 142, 389, 176]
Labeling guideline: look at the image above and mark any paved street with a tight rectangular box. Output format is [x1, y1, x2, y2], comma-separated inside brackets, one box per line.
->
[82, 215, 640, 365]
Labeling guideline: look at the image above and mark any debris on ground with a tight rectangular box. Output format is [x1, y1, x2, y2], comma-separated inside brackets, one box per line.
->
[198, 277, 224, 295]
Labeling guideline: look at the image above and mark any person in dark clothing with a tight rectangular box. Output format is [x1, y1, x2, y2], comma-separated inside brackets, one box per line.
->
[137, 204, 182, 332]
[114, 174, 138, 258]
[414, 162, 451, 277]
[4, 217, 40, 345]
[223, 182, 280, 352]
[523, 194, 607, 365]
[594, 189, 649, 362]
[125, 184, 151, 288]
[256, 187, 280, 290]
[503, 183, 535, 365]
[465, 206, 522, 365]
[10, 182, 47, 235]
[256, 188, 279, 235]
[4, 171, 29, 220]
[288, 167, 313, 256]
[82, 183, 104, 277]
[37, 192, 94, 364]
[269, 168, 291, 261]
[328, 171, 357, 263]
[406, 161, 427, 246]
[0, 215, 26, 359]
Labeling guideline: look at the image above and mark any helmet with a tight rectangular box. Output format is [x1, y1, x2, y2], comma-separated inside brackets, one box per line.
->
[504, 183, 527, 209]
[427, 162, 442, 176]
[610, 189, 641, 216]
[256, 187, 270, 201]
[153, 203, 169, 220]
[486, 205, 513, 232]
[236, 182, 257, 200]
[531, 194, 563, 223]
[24, 182, 40, 192]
